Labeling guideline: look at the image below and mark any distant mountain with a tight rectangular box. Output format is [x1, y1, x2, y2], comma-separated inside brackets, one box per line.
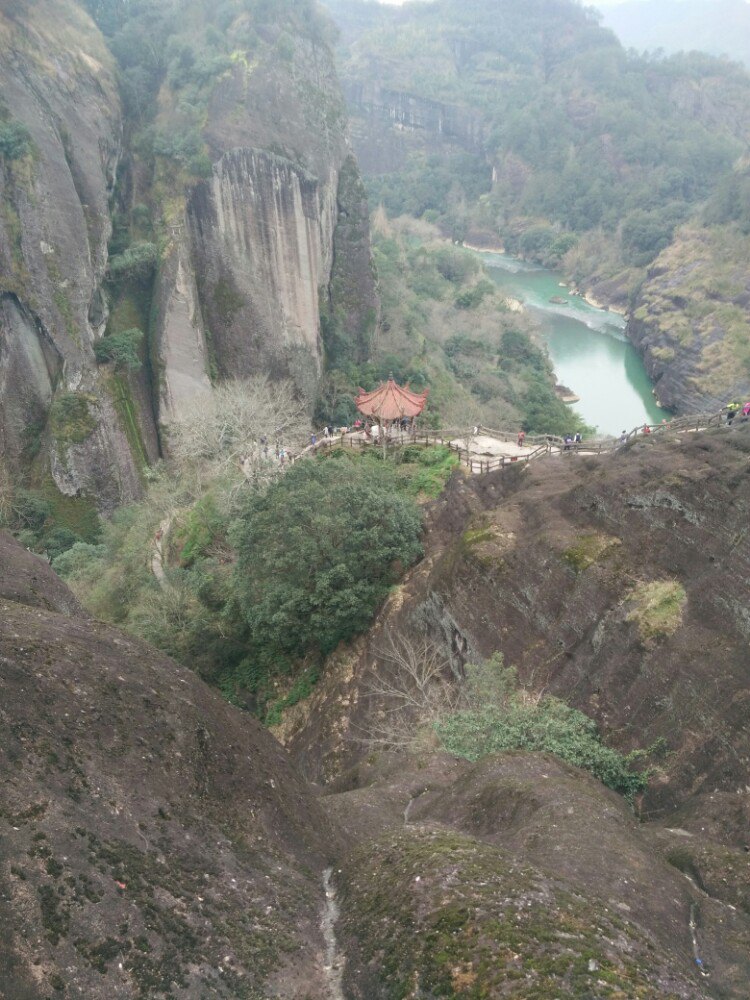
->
[326, 0, 750, 411]
[600, 0, 750, 66]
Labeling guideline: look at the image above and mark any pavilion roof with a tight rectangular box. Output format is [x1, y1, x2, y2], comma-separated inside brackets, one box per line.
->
[355, 377, 428, 421]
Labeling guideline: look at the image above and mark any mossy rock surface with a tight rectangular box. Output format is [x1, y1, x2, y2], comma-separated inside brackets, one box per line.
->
[563, 532, 621, 572]
[48, 392, 98, 445]
[337, 827, 703, 999]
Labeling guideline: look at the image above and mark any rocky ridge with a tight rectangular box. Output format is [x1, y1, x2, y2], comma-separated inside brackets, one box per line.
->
[0, 0, 377, 514]
[629, 226, 750, 412]
[0, 0, 141, 511]
[0, 530, 343, 998]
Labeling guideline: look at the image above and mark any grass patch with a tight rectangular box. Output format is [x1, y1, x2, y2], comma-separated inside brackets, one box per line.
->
[397, 444, 459, 498]
[627, 579, 686, 640]
[563, 533, 621, 572]
[48, 392, 97, 445]
[110, 373, 148, 472]
[463, 526, 497, 547]
[265, 664, 321, 727]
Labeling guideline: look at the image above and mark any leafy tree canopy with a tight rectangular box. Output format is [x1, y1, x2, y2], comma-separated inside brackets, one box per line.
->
[231, 457, 423, 663]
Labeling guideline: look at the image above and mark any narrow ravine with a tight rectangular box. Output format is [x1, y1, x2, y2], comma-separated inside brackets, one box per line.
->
[689, 901, 709, 978]
[321, 868, 346, 999]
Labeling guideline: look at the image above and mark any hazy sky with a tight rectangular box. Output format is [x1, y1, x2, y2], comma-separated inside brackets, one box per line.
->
[375, 0, 750, 6]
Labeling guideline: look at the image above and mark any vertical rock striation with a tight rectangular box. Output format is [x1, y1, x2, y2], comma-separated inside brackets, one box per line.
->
[185, 149, 330, 402]
[1, 0, 378, 506]
[153, 27, 378, 428]
[0, 0, 141, 509]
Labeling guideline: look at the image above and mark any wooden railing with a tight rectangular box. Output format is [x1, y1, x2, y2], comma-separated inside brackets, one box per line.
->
[292, 410, 728, 475]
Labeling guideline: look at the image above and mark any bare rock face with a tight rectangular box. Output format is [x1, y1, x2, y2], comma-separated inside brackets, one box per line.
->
[0, 529, 83, 614]
[629, 227, 750, 413]
[154, 30, 378, 424]
[0, 533, 343, 998]
[0, 0, 142, 509]
[327, 753, 750, 998]
[185, 149, 329, 403]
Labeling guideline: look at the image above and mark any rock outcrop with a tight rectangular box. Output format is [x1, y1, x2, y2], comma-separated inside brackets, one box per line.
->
[326, 753, 750, 998]
[284, 425, 750, 840]
[0, 0, 378, 505]
[629, 226, 750, 413]
[0, 0, 142, 510]
[154, 25, 377, 423]
[342, 80, 486, 174]
[0, 532, 343, 998]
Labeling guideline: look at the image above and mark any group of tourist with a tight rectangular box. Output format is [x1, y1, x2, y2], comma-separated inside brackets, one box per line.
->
[725, 400, 750, 424]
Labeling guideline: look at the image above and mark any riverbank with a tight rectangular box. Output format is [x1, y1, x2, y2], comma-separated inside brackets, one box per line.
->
[468, 246, 664, 434]
[579, 290, 628, 317]
[459, 241, 629, 319]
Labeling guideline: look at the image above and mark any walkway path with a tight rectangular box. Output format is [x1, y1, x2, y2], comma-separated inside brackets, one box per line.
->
[149, 409, 728, 585]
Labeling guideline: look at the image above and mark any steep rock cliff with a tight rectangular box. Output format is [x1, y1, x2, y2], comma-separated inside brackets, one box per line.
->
[0, 0, 142, 510]
[152, 23, 377, 423]
[1, 0, 378, 513]
[283, 426, 750, 842]
[629, 226, 750, 412]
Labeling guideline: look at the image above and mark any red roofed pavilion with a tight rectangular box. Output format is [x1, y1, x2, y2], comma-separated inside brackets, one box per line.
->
[355, 376, 428, 434]
[354, 375, 430, 424]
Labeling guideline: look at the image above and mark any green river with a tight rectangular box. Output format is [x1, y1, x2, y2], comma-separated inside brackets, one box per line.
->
[479, 251, 664, 436]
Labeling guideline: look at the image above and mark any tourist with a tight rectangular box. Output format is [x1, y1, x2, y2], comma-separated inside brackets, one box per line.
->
[727, 402, 740, 424]
[517, 430, 525, 448]
[642, 424, 651, 435]
[619, 430, 627, 446]
[574, 432, 582, 445]
[742, 402, 750, 421]
[564, 435, 572, 451]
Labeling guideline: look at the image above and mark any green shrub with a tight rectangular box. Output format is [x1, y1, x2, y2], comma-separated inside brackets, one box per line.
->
[42, 527, 81, 562]
[455, 280, 494, 310]
[52, 542, 107, 580]
[108, 242, 159, 281]
[94, 328, 143, 371]
[10, 490, 52, 532]
[49, 393, 97, 445]
[432, 247, 479, 284]
[176, 494, 223, 567]
[0, 120, 32, 161]
[436, 658, 647, 797]
[232, 458, 423, 662]
[398, 445, 459, 498]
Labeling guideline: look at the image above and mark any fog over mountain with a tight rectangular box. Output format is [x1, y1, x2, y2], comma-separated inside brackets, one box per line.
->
[600, 0, 750, 66]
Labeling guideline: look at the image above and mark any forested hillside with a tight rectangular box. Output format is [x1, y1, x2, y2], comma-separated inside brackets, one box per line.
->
[326, 0, 750, 410]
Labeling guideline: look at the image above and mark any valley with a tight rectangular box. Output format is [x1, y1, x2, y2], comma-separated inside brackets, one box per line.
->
[2, 0, 750, 996]
[475, 249, 664, 433]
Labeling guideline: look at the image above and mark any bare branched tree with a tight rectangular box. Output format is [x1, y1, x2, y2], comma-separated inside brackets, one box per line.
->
[357, 631, 459, 752]
[168, 378, 309, 490]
